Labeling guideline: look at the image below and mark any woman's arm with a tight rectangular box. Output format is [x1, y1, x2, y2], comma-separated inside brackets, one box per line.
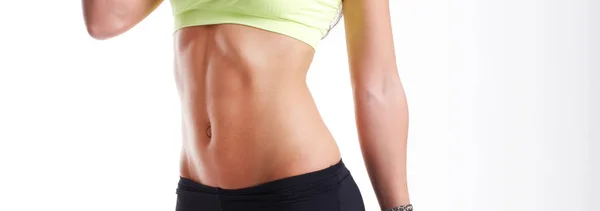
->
[343, 0, 410, 209]
[82, 0, 163, 40]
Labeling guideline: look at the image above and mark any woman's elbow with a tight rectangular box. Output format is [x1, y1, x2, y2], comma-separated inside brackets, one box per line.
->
[85, 24, 125, 40]
[352, 76, 406, 104]
[84, 18, 129, 40]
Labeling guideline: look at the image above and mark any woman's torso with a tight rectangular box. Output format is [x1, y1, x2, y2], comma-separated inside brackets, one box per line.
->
[174, 24, 341, 189]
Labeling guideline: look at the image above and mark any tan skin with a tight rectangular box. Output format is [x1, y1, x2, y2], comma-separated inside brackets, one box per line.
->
[82, 0, 410, 209]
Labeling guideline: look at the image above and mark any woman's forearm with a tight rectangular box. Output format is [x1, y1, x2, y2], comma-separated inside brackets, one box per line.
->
[352, 76, 410, 209]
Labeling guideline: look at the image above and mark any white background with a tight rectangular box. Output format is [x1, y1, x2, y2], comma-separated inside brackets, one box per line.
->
[0, 1, 597, 211]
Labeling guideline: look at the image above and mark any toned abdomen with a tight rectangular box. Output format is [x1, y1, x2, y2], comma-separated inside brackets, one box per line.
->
[173, 24, 341, 189]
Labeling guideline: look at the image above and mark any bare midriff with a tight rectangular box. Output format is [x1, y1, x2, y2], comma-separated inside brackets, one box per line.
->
[174, 24, 341, 189]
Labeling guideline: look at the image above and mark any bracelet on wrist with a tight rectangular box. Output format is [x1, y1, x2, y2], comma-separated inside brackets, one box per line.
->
[383, 204, 413, 211]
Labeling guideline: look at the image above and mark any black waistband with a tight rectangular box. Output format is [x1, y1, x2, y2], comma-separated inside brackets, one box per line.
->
[177, 159, 348, 196]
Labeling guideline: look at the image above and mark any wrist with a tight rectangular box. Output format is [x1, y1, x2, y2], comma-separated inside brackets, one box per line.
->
[378, 186, 410, 209]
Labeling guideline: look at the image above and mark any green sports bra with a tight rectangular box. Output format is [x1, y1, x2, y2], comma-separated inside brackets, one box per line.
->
[169, 0, 342, 49]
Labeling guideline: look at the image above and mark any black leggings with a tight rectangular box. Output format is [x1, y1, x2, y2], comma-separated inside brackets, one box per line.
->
[175, 159, 366, 211]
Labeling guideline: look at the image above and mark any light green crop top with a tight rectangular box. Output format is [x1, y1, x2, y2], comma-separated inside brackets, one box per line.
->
[169, 0, 342, 49]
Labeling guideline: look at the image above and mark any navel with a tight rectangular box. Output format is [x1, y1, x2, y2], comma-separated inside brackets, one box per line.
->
[206, 123, 212, 138]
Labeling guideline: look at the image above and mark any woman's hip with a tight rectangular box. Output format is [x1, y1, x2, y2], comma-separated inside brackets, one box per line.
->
[175, 159, 365, 211]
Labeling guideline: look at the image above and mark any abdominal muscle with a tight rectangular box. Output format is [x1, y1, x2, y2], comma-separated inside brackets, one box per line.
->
[174, 24, 341, 189]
